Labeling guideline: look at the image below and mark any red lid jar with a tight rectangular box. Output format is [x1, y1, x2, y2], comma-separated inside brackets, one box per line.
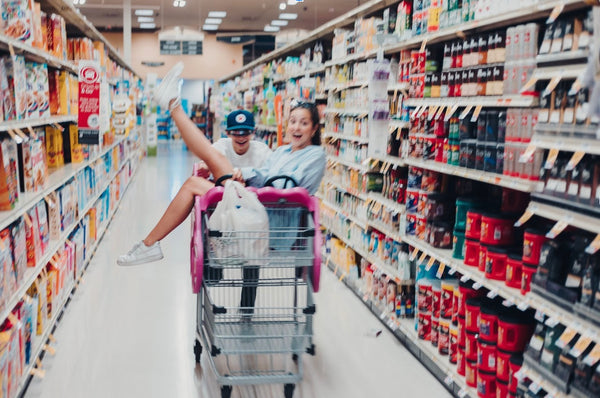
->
[485, 246, 508, 281]
[520, 263, 537, 295]
[477, 369, 497, 398]
[466, 298, 482, 333]
[478, 244, 489, 272]
[466, 210, 483, 240]
[497, 379, 509, 398]
[466, 359, 478, 388]
[465, 330, 479, 362]
[464, 238, 480, 267]
[522, 229, 548, 266]
[480, 213, 515, 246]
[496, 348, 512, 382]
[497, 314, 534, 353]
[505, 253, 522, 289]
[477, 338, 497, 373]
[457, 345, 467, 376]
[508, 354, 523, 394]
[479, 302, 499, 343]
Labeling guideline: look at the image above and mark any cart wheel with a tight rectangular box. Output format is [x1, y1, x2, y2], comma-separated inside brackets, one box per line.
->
[194, 339, 202, 363]
[292, 353, 298, 362]
[284, 383, 295, 398]
[221, 385, 232, 398]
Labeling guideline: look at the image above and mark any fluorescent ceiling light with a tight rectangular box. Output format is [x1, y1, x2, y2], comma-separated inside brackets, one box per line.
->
[203, 24, 219, 31]
[140, 23, 156, 29]
[279, 13, 298, 20]
[287, 0, 299, 4]
[271, 20, 288, 26]
[264, 25, 280, 32]
[205, 18, 222, 24]
[135, 9, 153, 16]
[137, 17, 154, 23]
[208, 11, 227, 18]
[73, 0, 86, 4]
[279, 3, 286, 10]
[173, 0, 186, 7]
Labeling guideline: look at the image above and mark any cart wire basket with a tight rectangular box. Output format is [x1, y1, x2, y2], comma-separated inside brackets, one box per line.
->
[190, 185, 321, 398]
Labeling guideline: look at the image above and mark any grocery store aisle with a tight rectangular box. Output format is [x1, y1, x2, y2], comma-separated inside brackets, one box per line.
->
[24, 141, 450, 398]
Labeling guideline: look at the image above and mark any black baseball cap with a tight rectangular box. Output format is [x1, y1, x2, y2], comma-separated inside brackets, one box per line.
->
[226, 110, 255, 133]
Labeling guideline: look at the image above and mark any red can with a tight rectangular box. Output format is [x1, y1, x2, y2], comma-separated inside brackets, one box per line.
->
[520, 263, 536, 295]
[496, 348, 512, 382]
[418, 311, 432, 341]
[465, 330, 479, 362]
[466, 210, 483, 240]
[418, 191, 429, 215]
[416, 216, 428, 241]
[441, 280, 457, 319]
[478, 244, 489, 273]
[406, 189, 420, 213]
[435, 138, 445, 162]
[458, 280, 483, 316]
[497, 379, 509, 398]
[522, 229, 548, 266]
[464, 238, 480, 267]
[466, 359, 478, 388]
[480, 213, 515, 246]
[477, 369, 497, 398]
[406, 213, 417, 235]
[431, 317, 439, 347]
[485, 246, 508, 281]
[417, 280, 433, 312]
[438, 319, 450, 355]
[458, 345, 467, 376]
[508, 354, 523, 394]
[466, 298, 481, 333]
[505, 253, 522, 289]
[497, 314, 534, 353]
[432, 281, 442, 318]
[479, 303, 499, 343]
[452, 289, 460, 324]
[458, 315, 467, 347]
[449, 324, 459, 363]
[477, 338, 497, 373]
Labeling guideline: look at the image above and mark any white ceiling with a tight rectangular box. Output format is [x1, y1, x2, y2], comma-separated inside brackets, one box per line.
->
[74, 0, 362, 34]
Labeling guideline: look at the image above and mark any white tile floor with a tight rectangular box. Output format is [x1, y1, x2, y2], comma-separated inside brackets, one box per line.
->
[23, 141, 451, 398]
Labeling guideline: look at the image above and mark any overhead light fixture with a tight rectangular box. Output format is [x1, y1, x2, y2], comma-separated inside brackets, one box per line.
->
[203, 24, 219, 31]
[208, 11, 227, 18]
[173, 0, 186, 7]
[271, 20, 288, 26]
[73, 0, 86, 4]
[204, 18, 222, 24]
[264, 25, 280, 32]
[279, 13, 298, 20]
[137, 17, 154, 23]
[279, 2, 286, 10]
[140, 23, 156, 29]
[287, 0, 299, 5]
[135, 9, 154, 16]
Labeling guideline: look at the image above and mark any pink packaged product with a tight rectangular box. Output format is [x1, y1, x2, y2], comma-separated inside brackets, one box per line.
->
[35, 200, 49, 255]
[25, 62, 39, 119]
[4, 55, 27, 120]
[34, 63, 50, 118]
[10, 218, 26, 287]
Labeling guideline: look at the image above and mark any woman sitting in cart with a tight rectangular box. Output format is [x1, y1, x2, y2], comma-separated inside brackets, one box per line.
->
[117, 62, 326, 266]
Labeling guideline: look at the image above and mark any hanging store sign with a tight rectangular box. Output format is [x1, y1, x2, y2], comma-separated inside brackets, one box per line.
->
[159, 40, 202, 55]
[78, 61, 101, 145]
[160, 40, 181, 55]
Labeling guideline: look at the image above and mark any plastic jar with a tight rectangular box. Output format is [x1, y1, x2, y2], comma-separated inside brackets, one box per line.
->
[466, 298, 482, 333]
[479, 302, 499, 343]
[480, 213, 514, 246]
[496, 379, 509, 398]
[496, 348, 513, 382]
[497, 314, 534, 352]
[477, 369, 497, 398]
[418, 311, 432, 341]
[455, 198, 478, 230]
[477, 338, 497, 373]
[466, 359, 478, 388]
[485, 246, 508, 281]
[449, 324, 459, 363]
[464, 238, 480, 267]
[466, 210, 483, 240]
[458, 315, 467, 347]
[520, 263, 536, 295]
[431, 317, 439, 347]
[417, 280, 433, 312]
[505, 253, 522, 289]
[432, 280, 442, 318]
[452, 229, 466, 259]
[438, 319, 451, 355]
[458, 345, 467, 376]
[478, 243, 489, 272]
[458, 279, 483, 316]
[508, 354, 523, 394]
[429, 221, 453, 249]
[441, 280, 458, 319]
[522, 229, 548, 266]
[465, 330, 479, 362]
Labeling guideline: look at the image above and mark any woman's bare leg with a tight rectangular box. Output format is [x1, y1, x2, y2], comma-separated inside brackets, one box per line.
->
[143, 176, 215, 245]
[170, 105, 234, 180]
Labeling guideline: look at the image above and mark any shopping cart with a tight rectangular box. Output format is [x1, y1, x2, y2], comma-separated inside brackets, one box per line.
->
[190, 175, 321, 398]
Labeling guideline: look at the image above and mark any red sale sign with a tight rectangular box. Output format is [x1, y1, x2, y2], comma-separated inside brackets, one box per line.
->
[78, 61, 101, 144]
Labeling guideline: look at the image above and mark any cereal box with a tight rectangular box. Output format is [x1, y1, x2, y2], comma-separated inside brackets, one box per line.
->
[35, 62, 50, 118]
[25, 61, 39, 119]
[1, 0, 34, 45]
[4, 55, 27, 120]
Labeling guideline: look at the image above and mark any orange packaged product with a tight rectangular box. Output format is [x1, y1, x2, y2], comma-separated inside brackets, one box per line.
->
[2, 0, 34, 45]
[32, 2, 43, 49]
[47, 69, 60, 115]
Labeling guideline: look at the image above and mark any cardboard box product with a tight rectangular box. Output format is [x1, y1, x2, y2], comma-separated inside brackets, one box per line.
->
[0, 228, 15, 305]
[46, 191, 60, 240]
[21, 294, 37, 365]
[1, 0, 34, 45]
[0, 58, 13, 121]
[10, 218, 26, 286]
[63, 124, 83, 163]
[31, 2, 43, 49]
[35, 200, 48, 255]
[35, 62, 50, 118]
[24, 207, 41, 267]
[24, 62, 39, 119]
[40, 10, 47, 52]
[4, 55, 27, 120]
[45, 125, 63, 168]
[0, 138, 20, 210]
[47, 69, 60, 115]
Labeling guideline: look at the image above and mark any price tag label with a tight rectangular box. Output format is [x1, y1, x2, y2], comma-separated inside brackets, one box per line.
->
[444, 375, 453, 386]
[546, 220, 569, 239]
[23, 212, 32, 228]
[43, 344, 56, 355]
[53, 123, 64, 132]
[444, 104, 460, 122]
[473, 282, 482, 290]
[420, 37, 429, 53]
[470, 105, 484, 122]
[556, 327, 577, 349]
[459, 105, 473, 120]
[502, 299, 514, 307]
[8, 44, 15, 57]
[585, 234, 600, 254]
[529, 382, 542, 394]
[458, 389, 468, 398]
[460, 275, 470, 283]
[426, 256, 437, 271]
[547, 2, 565, 24]
[487, 290, 498, 299]
[569, 78, 582, 95]
[435, 106, 446, 120]
[412, 106, 422, 119]
[583, 344, 600, 366]
[543, 75, 562, 97]
[518, 302, 529, 311]
[417, 105, 428, 118]
[427, 106, 439, 121]
[570, 336, 592, 358]
[410, 249, 420, 261]
[448, 267, 457, 276]
[545, 317, 559, 327]
[566, 150, 586, 171]
[519, 144, 537, 163]
[419, 251, 428, 263]
[515, 209, 534, 227]
[544, 148, 560, 169]
[436, 262, 446, 278]
[520, 76, 539, 94]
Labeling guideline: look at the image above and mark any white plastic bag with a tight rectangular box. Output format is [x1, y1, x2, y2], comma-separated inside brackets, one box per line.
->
[208, 181, 269, 263]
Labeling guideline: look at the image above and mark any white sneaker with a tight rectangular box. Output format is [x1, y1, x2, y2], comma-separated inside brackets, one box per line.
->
[117, 241, 164, 266]
[153, 61, 184, 110]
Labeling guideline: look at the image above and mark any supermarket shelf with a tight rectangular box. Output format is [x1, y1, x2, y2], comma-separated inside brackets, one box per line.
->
[323, 108, 368, 116]
[367, 218, 403, 244]
[382, 0, 589, 55]
[388, 82, 410, 92]
[404, 158, 544, 193]
[404, 95, 539, 108]
[525, 200, 600, 235]
[0, 34, 77, 74]
[535, 123, 597, 139]
[367, 192, 406, 214]
[0, 115, 77, 133]
[325, 80, 369, 92]
[0, 136, 127, 233]
[531, 133, 600, 155]
[532, 63, 587, 81]
[315, 93, 328, 100]
[323, 132, 370, 144]
[324, 50, 378, 68]
[402, 235, 600, 345]
[536, 50, 590, 65]
[16, 155, 140, 396]
[370, 154, 405, 168]
[522, 356, 570, 398]
[327, 155, 369, 172]
[0, 147, 138, 327]
[256, 124, 278, 132]
[323, 178, 368, 201]
[320, 199, 368, 230]
[389, 119, 410, 129]
[324, 256, 474, 398]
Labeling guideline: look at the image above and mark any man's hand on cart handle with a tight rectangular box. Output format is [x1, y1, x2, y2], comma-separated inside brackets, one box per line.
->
[232, 168, 245, 184]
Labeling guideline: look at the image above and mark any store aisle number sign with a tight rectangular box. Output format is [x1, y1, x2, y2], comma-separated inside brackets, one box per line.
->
[160, 40, 203, 55]
[78, 61, 101, 145]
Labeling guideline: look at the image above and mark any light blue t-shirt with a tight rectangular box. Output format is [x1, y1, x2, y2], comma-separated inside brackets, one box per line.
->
[241, 145, 326, 194]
